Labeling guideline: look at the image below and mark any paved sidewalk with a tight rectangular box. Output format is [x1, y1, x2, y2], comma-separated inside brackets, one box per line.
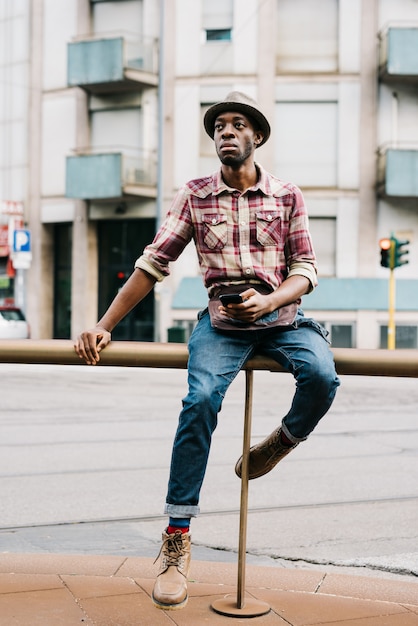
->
[0, 553, 417, 625]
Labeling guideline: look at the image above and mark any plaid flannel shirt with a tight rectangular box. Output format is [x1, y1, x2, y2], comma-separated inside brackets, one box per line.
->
[135, 164, 317, 296]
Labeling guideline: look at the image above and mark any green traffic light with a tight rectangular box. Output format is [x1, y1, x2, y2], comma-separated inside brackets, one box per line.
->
[393, 237, 410, 268]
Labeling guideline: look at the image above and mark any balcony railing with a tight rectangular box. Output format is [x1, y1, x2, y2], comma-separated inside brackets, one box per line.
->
[67, 33, 159, 93]
[65, 148, 157, 200]
[379, 25, 418, 82]
[377, 144, 418, 197]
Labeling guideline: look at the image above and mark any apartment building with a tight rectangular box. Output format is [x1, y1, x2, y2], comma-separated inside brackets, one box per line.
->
[1, 0, 418, 348]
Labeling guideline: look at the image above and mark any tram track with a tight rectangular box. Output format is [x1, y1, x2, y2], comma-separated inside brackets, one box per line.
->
[0, 493, 416, 532]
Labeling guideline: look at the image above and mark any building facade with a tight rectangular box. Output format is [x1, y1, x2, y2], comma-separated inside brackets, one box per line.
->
[1, 0, 418, 348]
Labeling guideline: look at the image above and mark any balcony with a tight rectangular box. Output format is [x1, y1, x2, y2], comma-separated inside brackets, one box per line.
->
[377, 145, 418, 197]
[67, 34, 158, 93]
[379, 26, 418, 83]
[65, 149, 157, 200]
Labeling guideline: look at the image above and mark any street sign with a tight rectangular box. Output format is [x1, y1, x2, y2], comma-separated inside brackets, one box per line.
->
[11, 251, 32, 269]
[13, 229, 31, 253]
[0, 225, 9, 256]
[0, 201, 24, 216]
[11, 229, 32, 269]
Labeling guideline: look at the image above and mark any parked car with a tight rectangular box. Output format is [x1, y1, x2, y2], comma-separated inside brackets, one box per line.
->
[0, 305, 30, 339]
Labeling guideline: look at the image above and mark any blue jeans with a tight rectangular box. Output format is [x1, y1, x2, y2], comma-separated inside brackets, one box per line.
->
[165, 308, 340, 518]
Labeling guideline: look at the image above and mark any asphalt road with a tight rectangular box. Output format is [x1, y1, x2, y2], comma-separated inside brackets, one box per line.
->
[0, 361, 417, 582]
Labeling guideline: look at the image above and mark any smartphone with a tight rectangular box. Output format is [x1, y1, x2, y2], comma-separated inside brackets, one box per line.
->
[219, 293, 244, 305]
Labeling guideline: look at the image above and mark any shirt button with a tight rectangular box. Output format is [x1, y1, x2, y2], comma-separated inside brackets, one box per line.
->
[267, 214, 272, 221]
[245, 268, 251, 274]
[241, 221, 246, 226]
[212, 218, 217, 225]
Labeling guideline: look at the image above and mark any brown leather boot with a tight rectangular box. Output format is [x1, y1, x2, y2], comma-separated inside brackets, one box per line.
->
[235, 427, 298, 480]
[152, 529, 191, 610]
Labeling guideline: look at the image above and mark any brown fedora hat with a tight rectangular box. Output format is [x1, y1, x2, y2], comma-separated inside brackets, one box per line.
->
[203, 91, 271, 147]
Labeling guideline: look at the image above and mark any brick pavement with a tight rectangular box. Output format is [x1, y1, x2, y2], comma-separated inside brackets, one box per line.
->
[0, 553, 417, 625]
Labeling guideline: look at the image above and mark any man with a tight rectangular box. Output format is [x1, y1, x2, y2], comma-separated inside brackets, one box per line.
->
[74, 92, 340, 611]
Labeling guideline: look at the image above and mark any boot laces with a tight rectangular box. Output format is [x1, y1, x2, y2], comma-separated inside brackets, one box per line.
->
[264, 429, 282, 454]
[154, 531, 186, 568]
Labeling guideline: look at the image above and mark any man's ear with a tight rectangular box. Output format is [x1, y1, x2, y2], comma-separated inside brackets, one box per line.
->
[254, 132, 264, 146]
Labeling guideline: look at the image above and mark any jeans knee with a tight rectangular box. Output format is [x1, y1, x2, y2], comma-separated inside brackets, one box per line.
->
[183, 383, 223, 417]
[300, 359, 339, 395]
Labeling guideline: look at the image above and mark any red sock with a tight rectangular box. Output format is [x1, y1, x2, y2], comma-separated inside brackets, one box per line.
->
[167, 525, 189, 535]
[280, 431, 294, 447]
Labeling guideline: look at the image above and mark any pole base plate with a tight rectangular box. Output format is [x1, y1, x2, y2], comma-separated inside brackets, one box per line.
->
[211, 595, 270, 618]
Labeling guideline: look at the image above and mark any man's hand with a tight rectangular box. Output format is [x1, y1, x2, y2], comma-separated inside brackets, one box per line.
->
[218, 288, 271, 323]
[74, 326, 111, 365]
[218, 276, 310, 323]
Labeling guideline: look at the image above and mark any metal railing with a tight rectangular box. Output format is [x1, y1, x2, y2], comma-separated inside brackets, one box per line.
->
[0, 340, 417, 378]
[70, 32, 159, 75]
[1, 340, 417, 615]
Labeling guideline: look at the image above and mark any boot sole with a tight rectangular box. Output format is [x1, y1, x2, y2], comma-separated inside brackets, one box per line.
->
[152, 593, 189, 610]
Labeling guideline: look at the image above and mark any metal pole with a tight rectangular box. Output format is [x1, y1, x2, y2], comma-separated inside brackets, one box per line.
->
[387, 267, 395, 350]
[156, 0, 164, 232]
[15, 269, 26, 312]
[154, 0, 165, 342]
[211, 369, 270, 618]
[236, 369, 253, 608]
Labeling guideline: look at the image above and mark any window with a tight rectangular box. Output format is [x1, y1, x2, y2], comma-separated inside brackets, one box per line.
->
[380, 326, 418, 349]
[53, 224, 72, 339]
[170, 320, 197, 343]
[276, 0, 338, 73]
[98, 219, 155, 342]
[206, 28, 232, 42]
[199, 103, 220, 175]
[200, 104, 216, 156]
[91, 107, 143, 152]
[275, 101, 338, 187]
[0, 258, 13, 300]
[202, 0, 233, 30]
[92, 0, 143, 37]
[201, 0, 233, 74]
[330, 324, 353, 348]
[319, 322, 354, 348]
[309, 217, 336, 277]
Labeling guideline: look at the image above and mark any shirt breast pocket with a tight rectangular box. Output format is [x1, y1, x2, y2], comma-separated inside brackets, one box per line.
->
[256, 211, 281, 246]
[202, 214, 228, 250]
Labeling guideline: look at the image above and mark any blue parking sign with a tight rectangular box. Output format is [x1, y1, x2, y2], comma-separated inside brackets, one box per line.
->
[13, 229, 31, 253]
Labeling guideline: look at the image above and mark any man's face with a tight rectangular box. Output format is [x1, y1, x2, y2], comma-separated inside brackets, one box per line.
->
[213, 111, 263, 167]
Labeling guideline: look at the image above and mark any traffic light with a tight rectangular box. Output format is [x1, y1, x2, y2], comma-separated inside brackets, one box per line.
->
[393, 238, 409, 268]
[379, 238, 392, 268]
[116, 270, 127, 292]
